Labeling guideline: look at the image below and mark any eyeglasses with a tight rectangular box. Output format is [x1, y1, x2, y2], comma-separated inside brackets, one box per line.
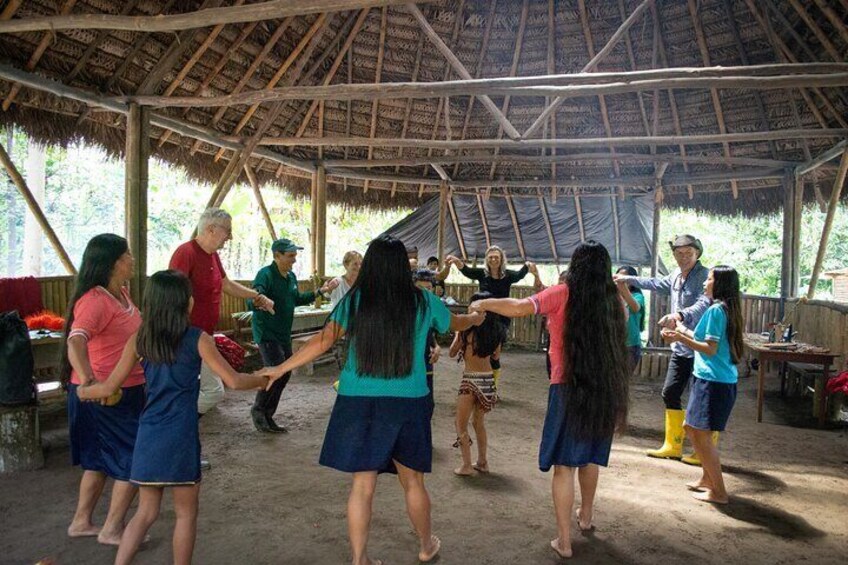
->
[213, 223, 232, 236]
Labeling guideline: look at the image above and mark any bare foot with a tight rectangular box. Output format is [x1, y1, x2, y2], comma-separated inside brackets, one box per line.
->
[575, 507, 594, 532]
[685, 479, 710, 492]
[472, 461, 489, 474]
[97, 529, 123, 546]
[419, 534, 441, 562]
[454, 465, 474, 476]
[67, 523, 100, 538]
[692, 489, 729, 505]
[550, 538, 572, 559]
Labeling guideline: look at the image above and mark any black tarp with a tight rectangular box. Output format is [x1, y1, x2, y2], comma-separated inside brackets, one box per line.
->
[383, 193, 656, 267]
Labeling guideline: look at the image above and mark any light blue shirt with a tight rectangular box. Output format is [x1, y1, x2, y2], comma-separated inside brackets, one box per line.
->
[330, 290, 451, 397]
[693, 304, 738, 384]
[624, 261, 711, 358]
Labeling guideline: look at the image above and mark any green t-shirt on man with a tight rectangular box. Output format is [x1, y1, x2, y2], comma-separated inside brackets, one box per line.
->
[251, 264, 315, 344]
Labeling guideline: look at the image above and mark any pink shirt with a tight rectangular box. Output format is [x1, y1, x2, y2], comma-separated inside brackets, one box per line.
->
[68, 286, 145, 387]
[169, 240, 226, 334]
[530, 283, 569, 385]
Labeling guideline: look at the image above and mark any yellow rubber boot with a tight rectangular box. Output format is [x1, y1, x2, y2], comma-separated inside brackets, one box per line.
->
[492, 368, 501, 390]
[646, 409, 685, 459]
[681, 432, 720, 466]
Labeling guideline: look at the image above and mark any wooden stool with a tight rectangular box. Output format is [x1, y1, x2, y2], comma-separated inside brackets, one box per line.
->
[0, 404, 44, 473]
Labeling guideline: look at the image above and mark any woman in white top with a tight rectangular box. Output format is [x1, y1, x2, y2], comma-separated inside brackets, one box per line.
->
[330, 250, 362, 307]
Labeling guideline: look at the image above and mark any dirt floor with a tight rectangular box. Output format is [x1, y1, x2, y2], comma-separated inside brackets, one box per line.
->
[1, 350, 847, 565]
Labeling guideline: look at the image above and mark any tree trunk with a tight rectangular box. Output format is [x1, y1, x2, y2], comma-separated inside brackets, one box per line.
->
[23, 141, 46, 276]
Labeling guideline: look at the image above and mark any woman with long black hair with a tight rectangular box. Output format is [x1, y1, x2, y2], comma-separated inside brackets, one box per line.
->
[469, 241, 629, 559]
[60, 234, 145, 545]
[260, 234, 485, 565]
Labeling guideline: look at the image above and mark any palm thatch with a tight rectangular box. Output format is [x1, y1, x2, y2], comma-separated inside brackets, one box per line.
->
[0, 0, 845, 214]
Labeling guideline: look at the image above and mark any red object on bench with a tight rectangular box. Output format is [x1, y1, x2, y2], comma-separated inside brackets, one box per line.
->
[0, 277, 44, 318]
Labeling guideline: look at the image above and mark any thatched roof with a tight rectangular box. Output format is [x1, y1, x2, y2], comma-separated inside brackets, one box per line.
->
[0, 0, 846, 214]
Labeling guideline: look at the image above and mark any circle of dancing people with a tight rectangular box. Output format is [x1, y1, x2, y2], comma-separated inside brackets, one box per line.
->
[63, 210, 743, 563]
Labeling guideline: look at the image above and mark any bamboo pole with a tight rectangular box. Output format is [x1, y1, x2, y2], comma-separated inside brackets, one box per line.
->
[780, 174, 795, 310]
[125, 104, 149, 304]
[806, 150, 848, 299]
[0, 140, 76, 275]
[118, 66, 848, 107]
[436, 181, 447, 260]
[310, 171, 318, 273]
[505, 194, 526, 260]
[0, 0, 409, 33]
[244, 166, 277, 240]
[796, 139, 848, 177]
[315, 165, 327, 278]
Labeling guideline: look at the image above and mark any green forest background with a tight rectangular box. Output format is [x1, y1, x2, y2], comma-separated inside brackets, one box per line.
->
[1, 132, 846, 298]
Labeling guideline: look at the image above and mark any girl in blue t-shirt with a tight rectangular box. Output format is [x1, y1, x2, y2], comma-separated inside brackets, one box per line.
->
[260, 235, 485, 565]
[662, 266, 744, 505]
[615, 266, 645, 374]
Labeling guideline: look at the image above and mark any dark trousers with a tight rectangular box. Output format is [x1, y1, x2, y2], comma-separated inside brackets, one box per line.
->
[662, 354, 695, 410]
[253, 341, 293, 417]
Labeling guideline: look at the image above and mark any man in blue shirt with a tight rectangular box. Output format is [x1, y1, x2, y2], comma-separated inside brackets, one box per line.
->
[614, 234, 711, 460]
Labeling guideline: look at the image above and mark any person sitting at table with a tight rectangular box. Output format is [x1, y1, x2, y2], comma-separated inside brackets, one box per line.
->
[330, 250, 362, 307]
[60, 233, 145, 546]
[249, 238, 338, 433]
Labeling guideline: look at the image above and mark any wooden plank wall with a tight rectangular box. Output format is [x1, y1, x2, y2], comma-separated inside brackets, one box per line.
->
[788, 299, 848, 370]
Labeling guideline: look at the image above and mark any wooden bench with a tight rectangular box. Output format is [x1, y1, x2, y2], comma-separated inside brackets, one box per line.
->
[784, 361, 824, 397]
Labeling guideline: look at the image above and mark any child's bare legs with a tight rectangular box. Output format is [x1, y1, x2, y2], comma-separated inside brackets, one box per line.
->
[454, 394, 475, 475]
[684, 427, 711, 491]
[68, 470, 106, 537]
[471, 405, 488, 472]
[686, 426, 728, 504]
[395, 460, 440, 562]
[576, 464, 599, 531]
[550, 465, 575, 558]
[97, 480, 138, 545]
[348, 471, 378, 565]
[115, 486, 163, 565]
[172, 484, 200, 565]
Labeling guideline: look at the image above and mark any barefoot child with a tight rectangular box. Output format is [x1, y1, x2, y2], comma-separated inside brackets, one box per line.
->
[259, 235, 485, 565]
[449, 292, 506, 476]
[77, 270, 267, 565]
[662, 266, 743, 505]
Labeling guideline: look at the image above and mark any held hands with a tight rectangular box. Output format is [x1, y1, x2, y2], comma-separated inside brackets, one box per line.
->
[467, 311, 486, 327]
[660, 327, 680, 343]
[526, 261, 538, 275]
[254, 294, 276, 315]
[445, 255, 462, 268]
[612, 274, 628, 284]
[429, 345, 441, 365]
[255, 365, 287, 391]
[468, 299, 485, 314]
[658, 312, 682, 329]
[319, 277, 340, 295]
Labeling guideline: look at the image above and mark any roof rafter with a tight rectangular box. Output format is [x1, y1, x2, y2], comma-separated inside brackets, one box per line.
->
[363, 6, 388, 194]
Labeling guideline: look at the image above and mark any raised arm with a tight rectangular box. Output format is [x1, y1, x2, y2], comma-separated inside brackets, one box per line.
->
[617, 281, 641, 313]
[198, 332, 267, 390]
[469, 297, 535, 319]
[76, 336, 139, 400]
[614, 272, 673, 295]
[508, 263, 530, 283]
[434, 263, 452, 282]
[257, 323, 345, 387]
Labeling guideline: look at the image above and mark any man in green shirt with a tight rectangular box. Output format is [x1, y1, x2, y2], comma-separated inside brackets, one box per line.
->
[250, 238, 337, 433]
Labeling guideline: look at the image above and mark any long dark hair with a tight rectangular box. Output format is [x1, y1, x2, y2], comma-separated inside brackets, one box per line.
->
[711, 266, 745, 363]
[338, 234, 426, 377]
[562, 241, 630, 440]
[136, 270, 193, 365]
[59, 234, 129, 385]
[617, 265, 645, 331]
[458, 292, 507, 360]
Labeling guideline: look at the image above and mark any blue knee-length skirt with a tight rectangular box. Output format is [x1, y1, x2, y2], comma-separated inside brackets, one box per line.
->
[539, 384, 613, 471]
[685, 377, 736, 432]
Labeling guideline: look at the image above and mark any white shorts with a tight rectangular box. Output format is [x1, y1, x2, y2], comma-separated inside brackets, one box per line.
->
[197, 361, 225, 415]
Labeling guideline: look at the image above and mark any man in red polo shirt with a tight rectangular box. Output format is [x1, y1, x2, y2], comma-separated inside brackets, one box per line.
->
[170, 207, 274, 418]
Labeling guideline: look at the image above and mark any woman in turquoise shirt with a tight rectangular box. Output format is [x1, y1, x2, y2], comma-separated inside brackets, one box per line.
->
[615, 266, 645, 374]
[662, 266, 744, 505]
[261, 235, 484, 565]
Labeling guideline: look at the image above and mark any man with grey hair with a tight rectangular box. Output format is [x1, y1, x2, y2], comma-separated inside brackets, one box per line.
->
[169, 208, 274, 438]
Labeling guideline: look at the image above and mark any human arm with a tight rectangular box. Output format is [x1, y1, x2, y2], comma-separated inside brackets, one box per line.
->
[224, 277, 275, 314]
[659, 294, 712, 328]
[661, 323, 719, 357]
[448, 311, 487, 332]
[434, 263, 451, 282]
[613, 272, 673, 295]
[66, 335, 96, 386]
[76, 336, 138, 400]
[617, 281, 641, 313]
[428, 331, 441, 364]
[527, 262, 545, 292]
[448, 331, 463, 358]
[508, 263, 530, 283]
[256, 323, 344, 387]
[197, 332, 267, 390]
[469, 297, 535, 318]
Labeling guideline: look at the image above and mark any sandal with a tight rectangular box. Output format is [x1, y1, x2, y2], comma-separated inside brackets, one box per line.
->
[452, 434, 473, 448]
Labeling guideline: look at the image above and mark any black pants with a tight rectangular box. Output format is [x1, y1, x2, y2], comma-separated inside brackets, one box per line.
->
[253, 341, 293, 417]
[662, 354, 695, 410]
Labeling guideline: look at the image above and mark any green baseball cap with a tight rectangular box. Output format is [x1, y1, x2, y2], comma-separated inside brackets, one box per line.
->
[271, 238, 303, 254]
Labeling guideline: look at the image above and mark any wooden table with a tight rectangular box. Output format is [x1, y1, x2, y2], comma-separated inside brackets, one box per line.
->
[29, 331, 63, 374]
[744, 334, 840, 427]
[231, 306, 332, 345]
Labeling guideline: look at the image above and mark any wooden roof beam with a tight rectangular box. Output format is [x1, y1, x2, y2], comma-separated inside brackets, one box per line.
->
[363, 7, 388, 194]
[504, 194, 526, 260]
[445, 192, 467, 261]
[67, 0, 141, 83]
[392, 25, 427, 196]
[406, 3, 520, 140]
[795, 139, 848, 177]
[787, 0, 842, 61]
[537, 188, 558, 262]
[524, 0, 655, 139]
[244, 165, 277, 240]
[0, 0, 412, 34]
[812, 0, 848, 48]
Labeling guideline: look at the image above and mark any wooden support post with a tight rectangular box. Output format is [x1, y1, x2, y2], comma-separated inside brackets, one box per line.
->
[310, 170, 318, 273]
[780, 174, 795, 312]
[436, 181, 447, 260]
[244, 165, 276, 240]
[125, 103, 149, 304]
[315, 165, 327, 278]
[791, 176, 803, 296]
[0, 142, 76, 275]
[806, 150, 848, 299]
[651, 185, 662, 278]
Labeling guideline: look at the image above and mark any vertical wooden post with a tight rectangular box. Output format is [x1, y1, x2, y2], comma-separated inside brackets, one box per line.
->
[791, 176, 803, 296]
[125, 103, 149, 304]
[807, 150, 848, 299]
[780, 173, 794, 314]
[437, 181, 447, 260]
[649, 183, 663, 339]
[315, 165, 327, 278]
[310, 170, 318, 273]
[0, 142, 76, 275]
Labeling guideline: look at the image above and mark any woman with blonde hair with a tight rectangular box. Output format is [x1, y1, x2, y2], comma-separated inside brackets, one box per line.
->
[330, 250, 363, 307]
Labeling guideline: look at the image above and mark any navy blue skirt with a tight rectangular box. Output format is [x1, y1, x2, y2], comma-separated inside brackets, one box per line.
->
[320, 395, 432, 474]
[539, 384, 613, 471]
[68, 384, 145, 481]
[686, 377, 736, 432]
